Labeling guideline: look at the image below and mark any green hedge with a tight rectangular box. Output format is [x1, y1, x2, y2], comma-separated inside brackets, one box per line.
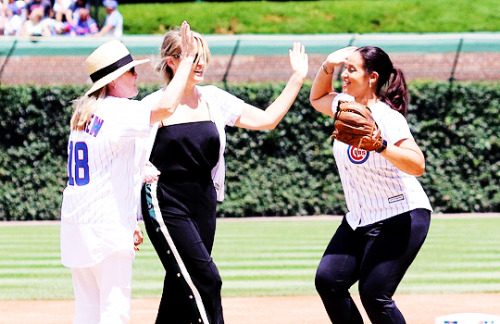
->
[0, 82, 498, 220]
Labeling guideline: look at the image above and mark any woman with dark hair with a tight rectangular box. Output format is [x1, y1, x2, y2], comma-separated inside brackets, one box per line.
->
[309, 46, 432, 323]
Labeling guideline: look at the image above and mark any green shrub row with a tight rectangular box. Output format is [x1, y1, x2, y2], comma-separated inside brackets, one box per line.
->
[0, 82, 498, 220]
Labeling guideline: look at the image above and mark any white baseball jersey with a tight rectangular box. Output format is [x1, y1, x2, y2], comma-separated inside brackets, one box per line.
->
[332, 93, 432, 230]
[60, 96, 153, 268]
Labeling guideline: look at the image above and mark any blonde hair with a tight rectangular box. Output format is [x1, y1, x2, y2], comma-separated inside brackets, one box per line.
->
[156, 27, 211, 84]
[70, 87, 107, 131]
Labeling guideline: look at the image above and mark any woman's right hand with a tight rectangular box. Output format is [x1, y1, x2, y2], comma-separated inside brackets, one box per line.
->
[309, 46, 357, 117]
[323, 46, 357, 72]
[180, 21, 197, 60]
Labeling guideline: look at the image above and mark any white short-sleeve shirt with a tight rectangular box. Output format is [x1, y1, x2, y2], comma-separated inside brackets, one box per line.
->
[104, 10, 123, 37]
[141, 85, 244, 202]
[331, 94, 432, 229]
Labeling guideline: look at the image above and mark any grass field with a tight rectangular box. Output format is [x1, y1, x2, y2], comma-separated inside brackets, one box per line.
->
[118, 0, 500, 35]
[1, 216, 499, 301]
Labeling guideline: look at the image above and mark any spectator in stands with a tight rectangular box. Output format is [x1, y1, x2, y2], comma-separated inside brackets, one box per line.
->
[26, 0, 63, 35]
[1, 0, 23, 35]
[94, 0, 122, 37]
[19, 6, 50, 36]
[67, 0, 89, 25]
[71, 7, 97, 35]
[1, 0, 19, 18]
[53, 0, 72, 22]
[0, 2, 6, 35]
[58, 7, 98, 36]
[15, 0, 28, 20]
[26, 0, 51, 18]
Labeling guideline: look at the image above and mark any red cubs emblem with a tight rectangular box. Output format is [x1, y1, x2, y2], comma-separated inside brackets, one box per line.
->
[347, 145, 370, 164]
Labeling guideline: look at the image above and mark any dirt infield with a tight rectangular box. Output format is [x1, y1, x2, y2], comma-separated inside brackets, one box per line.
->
[1, 293, 499, 323]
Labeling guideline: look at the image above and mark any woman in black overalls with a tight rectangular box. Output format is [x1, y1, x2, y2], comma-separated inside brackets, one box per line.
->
[141, 25, 308, 323]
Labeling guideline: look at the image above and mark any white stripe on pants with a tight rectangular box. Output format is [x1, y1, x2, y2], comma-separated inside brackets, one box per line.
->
[71, 250, 133, 324]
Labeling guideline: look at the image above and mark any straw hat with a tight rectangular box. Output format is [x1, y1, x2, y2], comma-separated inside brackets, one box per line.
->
[84, 40, 149, 96]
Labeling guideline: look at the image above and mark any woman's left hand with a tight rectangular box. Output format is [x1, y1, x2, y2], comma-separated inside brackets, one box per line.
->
[289, 42, 308, 81]
[133, 224, 144, 251]
[143, 161, 161, 184]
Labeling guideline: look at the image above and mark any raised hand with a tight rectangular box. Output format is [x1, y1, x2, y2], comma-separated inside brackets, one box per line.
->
[325, 46, 357, 67]
[289, 42, 308, 80]
[180, 21, 197, 60]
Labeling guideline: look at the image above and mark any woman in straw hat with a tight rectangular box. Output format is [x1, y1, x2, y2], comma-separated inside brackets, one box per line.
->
[139, 26, 308, 323]
[60, 21, 196, 324]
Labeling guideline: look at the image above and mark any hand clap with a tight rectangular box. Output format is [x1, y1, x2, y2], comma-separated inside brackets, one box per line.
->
[289, 42, 309, 81]
[180, 21, 197, 60]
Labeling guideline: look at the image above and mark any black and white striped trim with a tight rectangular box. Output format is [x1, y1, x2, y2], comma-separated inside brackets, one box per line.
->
[145, 182, 210, 324]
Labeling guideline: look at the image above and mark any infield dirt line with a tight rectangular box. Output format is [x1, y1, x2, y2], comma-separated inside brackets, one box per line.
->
[1, 293, 500, 324]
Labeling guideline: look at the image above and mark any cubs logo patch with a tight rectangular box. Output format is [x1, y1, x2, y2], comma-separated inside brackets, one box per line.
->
[347, 145, 369, 164]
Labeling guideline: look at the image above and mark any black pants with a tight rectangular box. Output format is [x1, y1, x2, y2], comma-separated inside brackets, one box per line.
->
[142, 183, 223, 324]
[315, 209, 431, 324]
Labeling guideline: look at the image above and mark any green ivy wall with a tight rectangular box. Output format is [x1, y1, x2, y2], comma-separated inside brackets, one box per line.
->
[0, 82, 498, 220]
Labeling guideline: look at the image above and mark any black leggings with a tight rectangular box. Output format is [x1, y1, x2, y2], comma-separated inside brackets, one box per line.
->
[315, 209, 431, 324]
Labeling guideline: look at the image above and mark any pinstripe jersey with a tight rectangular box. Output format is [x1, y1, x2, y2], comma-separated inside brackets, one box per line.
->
[61, 96, 153, 268]
[332, 93, 432, 230]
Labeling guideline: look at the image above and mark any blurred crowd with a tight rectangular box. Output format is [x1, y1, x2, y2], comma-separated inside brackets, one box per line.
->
[0, 0, 122, 37]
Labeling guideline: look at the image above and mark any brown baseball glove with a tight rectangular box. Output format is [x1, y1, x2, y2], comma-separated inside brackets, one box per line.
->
[332, 101, 385, 152]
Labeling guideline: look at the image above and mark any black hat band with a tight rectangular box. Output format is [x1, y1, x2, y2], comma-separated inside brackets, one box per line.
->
[90, 54, 133, 83]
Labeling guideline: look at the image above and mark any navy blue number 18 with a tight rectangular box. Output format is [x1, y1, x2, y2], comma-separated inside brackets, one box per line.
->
[68, 141, 90, 186]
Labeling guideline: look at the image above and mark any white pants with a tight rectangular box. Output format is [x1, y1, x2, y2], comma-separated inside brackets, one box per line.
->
[71, 251, 133, 324]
